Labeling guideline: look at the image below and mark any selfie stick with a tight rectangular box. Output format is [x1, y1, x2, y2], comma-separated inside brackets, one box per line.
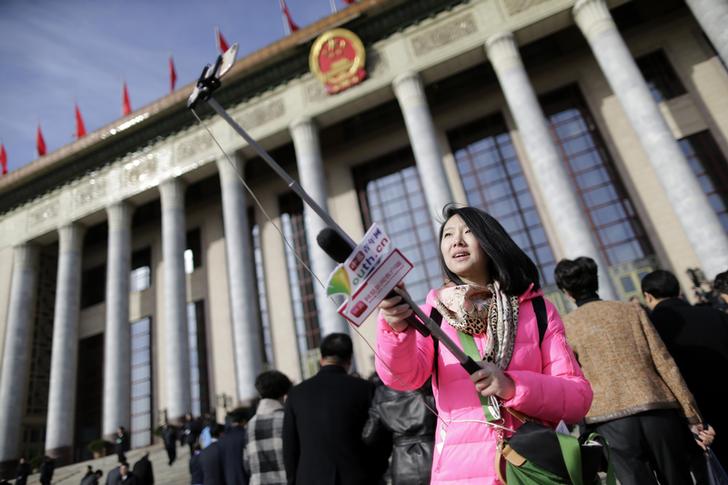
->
[187, 45, 482, 376]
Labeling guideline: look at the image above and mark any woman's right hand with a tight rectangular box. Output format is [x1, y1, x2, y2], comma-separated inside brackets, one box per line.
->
[691, 424, 715, 449]
[378, 293, 412, 333]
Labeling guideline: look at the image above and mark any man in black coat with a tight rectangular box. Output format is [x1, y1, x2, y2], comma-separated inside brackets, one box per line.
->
[219, 408, 251, 485]
[181, 414, 201, 454]
[14, 457, 31, 485]
[161, 424, 178, 466]
[643, 270, 728, 465]
[132, 453, 154, 485]
[39, 456, 55, 485]
[200, 424, 226, 485]
[283, 333, 376, 485]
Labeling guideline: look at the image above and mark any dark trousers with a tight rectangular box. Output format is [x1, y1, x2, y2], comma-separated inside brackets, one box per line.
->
[165, 443, 177, 465]
[594, 409, 694, 485]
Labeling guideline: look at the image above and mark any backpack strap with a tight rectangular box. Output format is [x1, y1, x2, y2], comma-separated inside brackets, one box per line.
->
[429, 306, 443, 387]
[532, 296, 548, 346]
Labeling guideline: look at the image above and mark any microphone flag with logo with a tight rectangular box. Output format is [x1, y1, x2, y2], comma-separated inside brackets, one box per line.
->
[324, 223, 413, 326]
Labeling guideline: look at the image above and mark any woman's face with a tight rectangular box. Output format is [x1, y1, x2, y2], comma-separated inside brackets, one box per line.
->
[440, 214, 489, 286]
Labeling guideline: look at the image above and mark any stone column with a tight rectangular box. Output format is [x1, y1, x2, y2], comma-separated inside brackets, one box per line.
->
[45, 223, 85, 464]
[217, 155, 263, 402]
[290, 118, 348, 337]
[574, 0, 728, 278]
[0, 244, 39, 467]
[159, 177, 192, 420]
[392, 71, 454, 227]
[103, 202, 133, 438]
[485, 32, 616, 298]
[685, 0, 728, 67]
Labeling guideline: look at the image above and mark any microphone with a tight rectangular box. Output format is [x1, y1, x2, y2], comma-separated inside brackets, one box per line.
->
[316, 227, 430, 337]
[316, 227, 482, 376]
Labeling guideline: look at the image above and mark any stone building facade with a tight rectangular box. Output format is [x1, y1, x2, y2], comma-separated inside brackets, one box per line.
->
[0, 0, 727, 473]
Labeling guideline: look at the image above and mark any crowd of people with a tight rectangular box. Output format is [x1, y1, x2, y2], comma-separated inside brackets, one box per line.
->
[156, 333, 434, 485]
[8, 204, 727, 485]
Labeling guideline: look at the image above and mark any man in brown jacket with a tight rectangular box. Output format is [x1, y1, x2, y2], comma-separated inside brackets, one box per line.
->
[555, 257, 712, 485]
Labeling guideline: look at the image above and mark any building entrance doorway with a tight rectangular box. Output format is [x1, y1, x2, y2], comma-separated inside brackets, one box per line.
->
[74, 333, 103, 462]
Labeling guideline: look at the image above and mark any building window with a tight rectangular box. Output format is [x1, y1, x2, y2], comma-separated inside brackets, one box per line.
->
[81, 264, 106, 308]
[635, 50, 687, 103]
[22, 249, 57, 461]
[542, 85, 653, 266]
[279, 194, 321, 377]
[130, 247, 152, 292]
[679, 131, 728, 233]
[448, 113, 558, 285]
[130, 317, 152, 448]
[252, 222, 274, 365]
[20, 426, 45, 467]
[354, 148, 442, 303]
[185, 228, 202, 274]
[187, 301, 210, 416]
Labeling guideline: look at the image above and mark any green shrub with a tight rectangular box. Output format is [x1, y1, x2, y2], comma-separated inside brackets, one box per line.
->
[87, 439, 108, 455]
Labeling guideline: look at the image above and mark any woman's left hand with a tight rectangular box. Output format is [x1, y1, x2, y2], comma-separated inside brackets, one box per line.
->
[470, 361, 515, 400]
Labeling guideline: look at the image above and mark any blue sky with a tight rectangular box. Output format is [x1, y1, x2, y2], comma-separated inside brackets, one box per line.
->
[0, 0, 339, 173]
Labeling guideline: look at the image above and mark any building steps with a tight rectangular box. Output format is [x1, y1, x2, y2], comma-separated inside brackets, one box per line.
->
[25, 442, 190, 485]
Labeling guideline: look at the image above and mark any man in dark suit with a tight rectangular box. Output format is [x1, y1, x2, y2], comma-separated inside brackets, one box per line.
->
[200, 424, 226, 485]
[283, 333, 376, 485]
[642, 269, 728, 465]
[219, 408, 251, 485]
[115, 426, 130, 463]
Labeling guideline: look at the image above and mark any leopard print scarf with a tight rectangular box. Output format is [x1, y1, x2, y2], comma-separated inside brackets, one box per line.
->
[435, 282, 520, 370]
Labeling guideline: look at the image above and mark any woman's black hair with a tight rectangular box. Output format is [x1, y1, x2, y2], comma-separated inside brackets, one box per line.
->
[554, 257, 599, 300]
[438, 204, 540, 295]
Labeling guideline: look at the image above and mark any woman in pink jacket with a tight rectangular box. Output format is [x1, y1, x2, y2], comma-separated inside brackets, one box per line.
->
[377, 205, 593, 484]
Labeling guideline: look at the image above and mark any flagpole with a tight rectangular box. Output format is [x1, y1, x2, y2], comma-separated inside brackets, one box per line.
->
[279, 0, 291, 35]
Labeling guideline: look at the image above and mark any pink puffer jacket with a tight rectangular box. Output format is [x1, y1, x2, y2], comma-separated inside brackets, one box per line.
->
[376, 287, 593, 484]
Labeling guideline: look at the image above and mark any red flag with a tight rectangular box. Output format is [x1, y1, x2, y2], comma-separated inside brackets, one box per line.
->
[341, 0, 356, 4]
[75, 103, 87, 139]
[279, 0, 299, 33]
[215, 27, 229, 54]
[169, 56, 177, 93]
[36, 125, 47, 157]
[122, 82, 132, 116]
[0, 144, 7, 175]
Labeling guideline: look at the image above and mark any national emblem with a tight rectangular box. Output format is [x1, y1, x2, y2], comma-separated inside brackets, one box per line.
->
[309, 28, 367, 94]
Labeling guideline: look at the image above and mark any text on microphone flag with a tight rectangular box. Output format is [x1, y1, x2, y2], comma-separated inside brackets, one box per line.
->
[324, 223, 413, 326]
